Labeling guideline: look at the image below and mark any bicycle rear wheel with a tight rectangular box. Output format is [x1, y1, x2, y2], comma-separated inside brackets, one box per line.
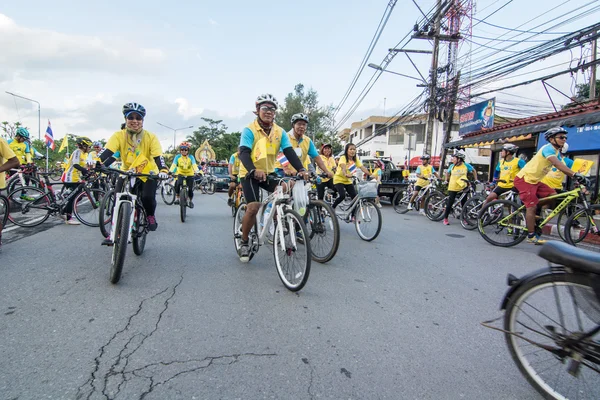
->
[73, 188, 105, 227]
[477, 199, 527, 247]
[206, 180, 215, 195]
[273, 208, 311, 291]
[6, 186, 51, 227]
[423, 191, 446, 221]
[392, 189, 410, 214]
[355, 199, 382, 241]
[132, 204, 147, 256]
[460, 194, 485, 230]
[504, 272, 600, 399]
[161, 183, 175, 205]
[180, 187, 187, 222]
[99, 189, 116, 239]
[110, 202, 131, 284]
[306, 200, 339, 263]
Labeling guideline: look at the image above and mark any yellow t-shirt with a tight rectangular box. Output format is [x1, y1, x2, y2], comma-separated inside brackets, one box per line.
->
[542, 158, 574, 190]
[333, 155, 362, 185]
[238, 120, 284, 178]
[87, 151, 101, 164]
[169, 154, 199, 177]
[448, 162, 474, 192]
[8, 139, 32, 165]
[317, 156, 337, 182]
[516, 144, 560, 184]
[105, 129, 164, 176]
[416, 165, 435, 187]
[229, 153, 240, 175]
[0, 137, 17, 189]
[62, 149, 89, 183]
[497, 157, 525, 189]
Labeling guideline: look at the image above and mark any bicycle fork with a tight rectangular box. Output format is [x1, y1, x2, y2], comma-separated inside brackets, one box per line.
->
[109, 194, 137, 244]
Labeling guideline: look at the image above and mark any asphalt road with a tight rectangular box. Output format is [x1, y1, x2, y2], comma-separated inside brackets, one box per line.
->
[0, 192, 551, 399]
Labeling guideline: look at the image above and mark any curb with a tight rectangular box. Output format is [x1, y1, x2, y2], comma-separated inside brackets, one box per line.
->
[542, 223, 600, 245]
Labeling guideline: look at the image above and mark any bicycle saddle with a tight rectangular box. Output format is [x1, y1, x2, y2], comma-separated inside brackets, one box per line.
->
[539, 241, 600, 274]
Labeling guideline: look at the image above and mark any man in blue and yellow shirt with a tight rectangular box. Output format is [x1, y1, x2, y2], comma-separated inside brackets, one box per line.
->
[237, 94, 307, 262]
[485, 143, 526, 205]
[170, 142, 199, 208]
[514, 127, 584, 244]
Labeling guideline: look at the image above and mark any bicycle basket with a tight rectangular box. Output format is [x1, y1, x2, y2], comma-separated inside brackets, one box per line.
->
[292, 181, 309, 216]
[358, 180, 378, 199]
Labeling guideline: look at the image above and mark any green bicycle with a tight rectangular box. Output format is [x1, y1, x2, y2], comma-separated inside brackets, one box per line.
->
[477, 181, 597, 247]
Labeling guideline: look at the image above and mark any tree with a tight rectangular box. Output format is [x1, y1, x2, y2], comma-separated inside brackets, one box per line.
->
[212, 131, 241, 161]
[574, 79, 600, 101]
[276, 83, 342, 153]
[1, 121, 23, 139]
[186, 118, 228, 149]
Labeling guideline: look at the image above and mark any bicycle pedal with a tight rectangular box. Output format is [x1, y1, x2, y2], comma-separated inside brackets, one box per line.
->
[101, 239, 114, 247]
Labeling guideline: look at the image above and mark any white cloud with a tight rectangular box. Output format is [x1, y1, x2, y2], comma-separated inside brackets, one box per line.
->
[0, 14, 166, 76]
[208, 19, 219, 26]
[175, 98, 204, 120]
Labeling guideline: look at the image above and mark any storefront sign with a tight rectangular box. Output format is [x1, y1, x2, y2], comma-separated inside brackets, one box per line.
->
[458, 98, 495, 136]
[536, 122, 600, 152]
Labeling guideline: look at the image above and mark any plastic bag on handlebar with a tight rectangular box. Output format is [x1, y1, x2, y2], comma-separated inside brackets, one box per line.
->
[292, 179, 309, 216]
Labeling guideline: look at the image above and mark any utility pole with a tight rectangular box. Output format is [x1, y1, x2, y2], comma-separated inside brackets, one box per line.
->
[591, 32, 597, 100]
[439, 72, 461, 169]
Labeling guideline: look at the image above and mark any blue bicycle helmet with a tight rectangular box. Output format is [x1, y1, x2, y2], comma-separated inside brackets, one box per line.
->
[15, 127, 30, 139]
[122, 102, 147, 118]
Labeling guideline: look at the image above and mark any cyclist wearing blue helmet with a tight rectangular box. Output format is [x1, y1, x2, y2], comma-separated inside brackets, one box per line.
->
[99, 102, 170, 231]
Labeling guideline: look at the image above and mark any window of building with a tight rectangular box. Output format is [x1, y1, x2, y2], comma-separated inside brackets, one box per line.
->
[388, 124, 425, 145]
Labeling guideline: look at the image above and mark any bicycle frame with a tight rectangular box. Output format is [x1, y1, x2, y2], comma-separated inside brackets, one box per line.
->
[108, 178, 137, 244]
[253, 184, 296, 252]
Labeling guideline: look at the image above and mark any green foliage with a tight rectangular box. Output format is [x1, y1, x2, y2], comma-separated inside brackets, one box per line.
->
[276, 83, 342, 153]
[184, 118, 241, 162]
[1, 121, 23, 139]
[574, 80, 600, 101]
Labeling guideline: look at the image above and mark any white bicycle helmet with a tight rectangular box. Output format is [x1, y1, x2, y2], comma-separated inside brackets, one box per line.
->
[453, 150, 466, 160]
[291, 113, 309, 125]
[255, 94, 279, 109]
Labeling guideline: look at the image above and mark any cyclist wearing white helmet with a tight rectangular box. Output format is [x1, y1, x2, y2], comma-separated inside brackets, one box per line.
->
[484, 143, 526, 205]
[514, 127, 585, 244]
[442, 150, 477, 225]
[408, 154, 439, 214]
[237, 94, 308, 262]
[100, 102, 170, 231]
[274, 113, 334, 180]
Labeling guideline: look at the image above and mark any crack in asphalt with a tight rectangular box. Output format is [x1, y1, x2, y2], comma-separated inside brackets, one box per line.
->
[76, 275, 277, 400]
[302, 358, 315, 400]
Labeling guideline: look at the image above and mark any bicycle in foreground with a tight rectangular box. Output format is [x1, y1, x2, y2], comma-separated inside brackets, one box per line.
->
[482, 241, 599, 399]
[98, 168, 166, 284]
[7, 171, 105, 227]
[477, 180, 597, 248]
[233, 173, 311, 292]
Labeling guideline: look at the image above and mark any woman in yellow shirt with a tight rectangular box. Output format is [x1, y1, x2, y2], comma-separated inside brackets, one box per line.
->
[332, 143, 375, 209]
[316, 143, 337, 200]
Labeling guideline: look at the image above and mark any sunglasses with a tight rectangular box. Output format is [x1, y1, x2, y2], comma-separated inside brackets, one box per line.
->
[260, 106, 277, 113]
[127, 115, 143, 121]
[555, 135, 568, 140]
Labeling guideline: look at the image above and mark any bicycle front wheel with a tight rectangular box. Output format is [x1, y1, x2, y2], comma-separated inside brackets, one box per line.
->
[206, 181, 216, 195]
[392, 189, 410, 214]
[423, 191, 446, 221]
[354, 199, 382, 241]
[0, 195, 9, 230]
[306, 200, 340, 263]
[504, 272, 600, 399]
[180, 188, 187, 223]
[99, 189, 116, 239]
[110, 202, 131, 284]
[161, 183, 175, 205]
[73, 188, 105, 227]
[565, 205, 600, 250]
[460, 194, 485, 230]
[6, 186, 51, 227]
[477, 199, 527, 247]
[273, 208, 311, 291]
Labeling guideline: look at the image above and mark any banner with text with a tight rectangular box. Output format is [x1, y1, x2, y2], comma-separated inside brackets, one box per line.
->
[459, 98, 495, 136]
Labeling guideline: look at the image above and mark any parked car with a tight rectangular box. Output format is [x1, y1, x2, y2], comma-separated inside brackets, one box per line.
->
[359, 157, 408, 201]
[207, 163, 230, 192]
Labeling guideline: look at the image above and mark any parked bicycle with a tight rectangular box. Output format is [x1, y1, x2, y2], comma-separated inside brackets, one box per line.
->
[334, 176, 382, 242]
[483, 241, 599, 399]
[6, 164, 41, 195]
[233, 173, 311, 292]
[423, 180, 478, 223]
[97, 168, 167, 284]
[7, 171, 105, 227]
[196, 173, 216, 195]
[392, 177, 441, 214]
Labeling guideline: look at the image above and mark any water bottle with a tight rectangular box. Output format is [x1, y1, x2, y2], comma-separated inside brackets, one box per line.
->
[316, 176, 322, 185]
[262, 202, 273, 228]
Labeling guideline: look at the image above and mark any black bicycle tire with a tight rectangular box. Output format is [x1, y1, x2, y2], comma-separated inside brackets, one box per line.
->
[424, 191, 446, 222]
[161, 183, 175, 205]
[6, 186, 51, 227]
[503, 272, 598, 399]
[233, 202, 255, 262]
[0, 195, 9, 229]
[392, 189, 410, 214]
[132, 204, 147, 256]
[180, 187, 187, 223]
[73, 188, 105, 227]
[7, 175, 41, 193]
[477, 199, 527, 247]
[273, 208, 311, 291]
[99, 189, 115, 239]
[354, 199, 382, 241]
[307, 200, 340, 263]
[460, 194, 486, 231]
[564, 205, 600, 246]
[110, 202, 131, 284]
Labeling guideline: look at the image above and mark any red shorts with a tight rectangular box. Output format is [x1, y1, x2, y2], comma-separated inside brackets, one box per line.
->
[513, 176, 555, 208]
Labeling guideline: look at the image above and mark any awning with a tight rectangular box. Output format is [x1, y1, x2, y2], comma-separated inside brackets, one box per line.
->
[409, 156, 440, 167]
[444, 110, 600, 149]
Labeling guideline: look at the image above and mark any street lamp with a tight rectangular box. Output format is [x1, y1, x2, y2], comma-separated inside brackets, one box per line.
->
[367, 63, 425, 83]
[156, 122, 194, 150]
[5, 91, 41, 141]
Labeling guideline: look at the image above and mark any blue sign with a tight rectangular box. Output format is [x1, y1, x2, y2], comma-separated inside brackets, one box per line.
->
[458, 98, 495, 136]
[536, 122, 600, 152]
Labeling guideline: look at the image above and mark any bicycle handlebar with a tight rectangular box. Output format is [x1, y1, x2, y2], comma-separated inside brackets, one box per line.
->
[96, 166, 168, 180]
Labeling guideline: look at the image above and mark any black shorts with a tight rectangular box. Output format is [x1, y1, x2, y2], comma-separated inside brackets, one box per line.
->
[415, 185, 424, 191]
[493, 186, 513, 196]
[241, 175, 279, 203]
[230, 175, 238, 184]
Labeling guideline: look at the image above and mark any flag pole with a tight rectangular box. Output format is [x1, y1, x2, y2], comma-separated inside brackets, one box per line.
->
[46, 146, 49, 172]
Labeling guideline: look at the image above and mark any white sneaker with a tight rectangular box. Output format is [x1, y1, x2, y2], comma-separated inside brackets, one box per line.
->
[66, 219, 81, 225]
[407, 204, 413, 210]
[376, 203, 382, 209]
[419, 210, 426, 216]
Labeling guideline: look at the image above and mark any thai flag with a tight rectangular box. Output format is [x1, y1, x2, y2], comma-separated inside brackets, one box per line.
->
[277, 153, 290, 167]
[45, 120, 55, 150]
[348, 163, 357, 174]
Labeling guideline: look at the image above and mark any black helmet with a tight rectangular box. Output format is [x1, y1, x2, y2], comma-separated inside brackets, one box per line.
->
[76, 137, 93, 147]
[544, 127, 567, 141]
[420, 154, 431, 160]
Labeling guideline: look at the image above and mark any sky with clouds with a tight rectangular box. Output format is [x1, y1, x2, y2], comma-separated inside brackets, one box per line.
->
[1, 0, 598, 150]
